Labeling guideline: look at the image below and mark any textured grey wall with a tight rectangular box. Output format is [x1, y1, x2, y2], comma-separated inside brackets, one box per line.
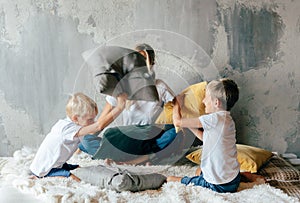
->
[0, 0, 299, 157]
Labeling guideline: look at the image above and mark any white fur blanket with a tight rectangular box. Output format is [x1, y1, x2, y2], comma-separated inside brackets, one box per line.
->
[0, 147, 299, 203]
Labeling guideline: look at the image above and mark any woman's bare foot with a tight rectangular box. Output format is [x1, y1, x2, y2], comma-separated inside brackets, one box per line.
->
[29, 175, 38, 180]
[104, 155, 151, 166]
[104, 158, 125, 165]
[167, 176, 182, 182]
[145, 161, 152, 166]
[104, 158, 115, 165]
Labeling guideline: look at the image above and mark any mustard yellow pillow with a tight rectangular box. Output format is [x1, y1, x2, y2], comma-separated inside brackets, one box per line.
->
[186, 144, 273, 173]
[155, 81, 207, 127]
[154, 101, 174, 124]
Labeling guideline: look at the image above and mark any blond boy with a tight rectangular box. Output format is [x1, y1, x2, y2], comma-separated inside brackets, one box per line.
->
[30, 92, 126, 181]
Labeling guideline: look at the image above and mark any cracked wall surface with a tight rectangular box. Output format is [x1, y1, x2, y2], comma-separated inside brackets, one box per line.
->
[0, 0, 299, 156]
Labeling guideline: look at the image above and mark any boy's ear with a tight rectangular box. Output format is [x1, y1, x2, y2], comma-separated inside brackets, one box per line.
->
[71, 115, 78, 123]
[214, 98, 221, 108]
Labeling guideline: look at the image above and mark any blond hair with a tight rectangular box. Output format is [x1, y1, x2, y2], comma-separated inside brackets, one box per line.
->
[206, 78, 239, 111]
[66, 93, 98, 118]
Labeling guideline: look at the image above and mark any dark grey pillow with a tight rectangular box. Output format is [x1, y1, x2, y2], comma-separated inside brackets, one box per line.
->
[72, 165, 166, 192]
[82, 46, 159, 101]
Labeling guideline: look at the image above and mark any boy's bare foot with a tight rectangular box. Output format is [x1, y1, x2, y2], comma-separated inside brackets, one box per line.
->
[70, 174, 81, 182]
[195, 167, 201, 176]
[240, 172, 266, 183]
[167, 176, 182, 182]
[74, 148, 82, 154]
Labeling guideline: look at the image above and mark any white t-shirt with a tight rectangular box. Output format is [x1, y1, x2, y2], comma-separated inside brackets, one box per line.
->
[199, 111, 240, 184]
[30, 117, 82, 177]
[106, 79, 175, 125]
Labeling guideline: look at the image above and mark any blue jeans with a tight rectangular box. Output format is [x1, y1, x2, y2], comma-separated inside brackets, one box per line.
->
[78, 134, 102, 156]
[31, 163, 79, 178]
[181, 172, 241, 193]
[156, 125, 177, 149]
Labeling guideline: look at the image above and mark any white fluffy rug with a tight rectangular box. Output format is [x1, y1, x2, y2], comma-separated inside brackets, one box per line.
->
[0, 147, 299, 203]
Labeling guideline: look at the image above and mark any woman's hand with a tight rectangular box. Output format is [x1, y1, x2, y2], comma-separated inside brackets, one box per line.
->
[172, 95, 184, 127]
[175, 93, 185, 107]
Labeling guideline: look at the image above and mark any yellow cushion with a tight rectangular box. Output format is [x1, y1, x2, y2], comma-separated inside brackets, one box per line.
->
[155, 81, 207, 130]
[186, 144, 273, 173]
[154, 101, 174, 124]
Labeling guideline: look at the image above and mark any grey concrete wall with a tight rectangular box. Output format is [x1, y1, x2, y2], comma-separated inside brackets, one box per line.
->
[0, 0, 299, 157]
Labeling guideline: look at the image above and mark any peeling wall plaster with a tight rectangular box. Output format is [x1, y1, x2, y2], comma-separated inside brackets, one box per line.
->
[219, 6, 283, 71]
[0, 0, 299, 157]
[0, 90, 41, 155]
[0, 13, 96, 124]
[215, 0, 300, 155]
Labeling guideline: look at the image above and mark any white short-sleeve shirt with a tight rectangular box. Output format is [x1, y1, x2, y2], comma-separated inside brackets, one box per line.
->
[30, 117, 81, 177]
[106, 79, 175, 125]
[199, 111, 240, 184]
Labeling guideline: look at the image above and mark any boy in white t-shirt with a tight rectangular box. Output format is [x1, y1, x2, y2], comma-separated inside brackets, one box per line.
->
[30, 92, 126, 181]
[167, 78, 241, 193]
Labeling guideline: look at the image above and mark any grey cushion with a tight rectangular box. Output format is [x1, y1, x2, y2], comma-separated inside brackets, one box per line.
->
[82, 46, 159, 101]
[111, 172, 166, 192]
[72, 165, 166, 192]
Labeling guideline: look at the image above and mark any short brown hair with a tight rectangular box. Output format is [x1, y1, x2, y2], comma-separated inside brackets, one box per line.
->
[206, 78, 239, 111]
